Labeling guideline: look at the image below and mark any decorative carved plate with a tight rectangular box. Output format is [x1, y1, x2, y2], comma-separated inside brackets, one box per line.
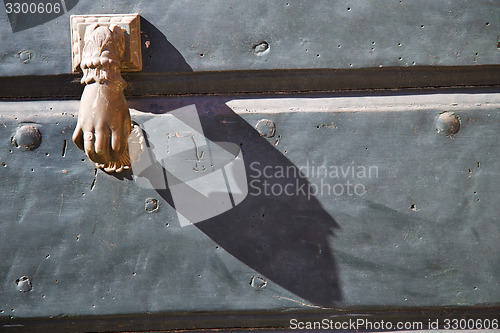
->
[70, 13, 142, 72]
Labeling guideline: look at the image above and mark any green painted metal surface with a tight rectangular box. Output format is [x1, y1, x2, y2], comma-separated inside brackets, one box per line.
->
[1, 0, 500, 76]
[0, 95, 498, 324]
[1, 0, 499, 331]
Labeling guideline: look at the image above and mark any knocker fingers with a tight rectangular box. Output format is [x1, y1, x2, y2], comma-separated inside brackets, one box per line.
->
[110, 129, 124, 161]
[72, 123, 85, 151]
[83, 130, 99, 163]
[94, 128, 112, 163]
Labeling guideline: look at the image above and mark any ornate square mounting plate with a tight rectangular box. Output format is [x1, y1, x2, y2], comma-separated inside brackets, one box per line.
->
[70, 14, 142, 72]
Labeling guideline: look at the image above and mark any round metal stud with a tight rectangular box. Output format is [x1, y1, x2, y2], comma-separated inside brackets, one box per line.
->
[145, 198, 160, 213]
[15, 276, 32, 292]
[255, 119, 276, 138]
[436, 111, 460, 136]
[253, 41, 270, 55]
[12, 125, 42, 150]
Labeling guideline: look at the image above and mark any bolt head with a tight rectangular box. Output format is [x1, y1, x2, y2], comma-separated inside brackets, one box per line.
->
[12, 125, 42, 150]
[15, 276, 32, 292]
[436, 112, 460, 136]
[145, 198, 160, 213]
[255, 119, 276, 138]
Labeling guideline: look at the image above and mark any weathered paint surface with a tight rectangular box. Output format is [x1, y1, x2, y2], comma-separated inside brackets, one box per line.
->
[1, 0, 499, 76]
[0, 94, 499, 318]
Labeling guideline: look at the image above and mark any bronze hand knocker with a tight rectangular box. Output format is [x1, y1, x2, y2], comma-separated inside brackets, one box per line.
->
[71, 14, 142, 172]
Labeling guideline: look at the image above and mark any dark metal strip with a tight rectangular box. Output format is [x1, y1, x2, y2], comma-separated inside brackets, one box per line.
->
[0, 65, 500, 99]
[1, 307, 499, 332]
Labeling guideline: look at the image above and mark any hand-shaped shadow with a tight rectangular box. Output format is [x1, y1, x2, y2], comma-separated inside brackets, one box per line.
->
[126, 18, 342, 306]
[129, 97, 342, 306]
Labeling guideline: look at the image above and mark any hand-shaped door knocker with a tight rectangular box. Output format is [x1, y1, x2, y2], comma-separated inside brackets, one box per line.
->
[70, 14, 142, 172]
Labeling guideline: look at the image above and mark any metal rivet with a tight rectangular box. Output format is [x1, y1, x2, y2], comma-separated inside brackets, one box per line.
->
[145, 198, 160, 213]
[255, 119, 276, 138]
[15, 276, 32, 292]
[253, 41, 270, 55]
[250, 276, 267, 290]
[18, 50, 32, 64]
[436, 111, 460, 136]
[12, 125, 42, 150]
